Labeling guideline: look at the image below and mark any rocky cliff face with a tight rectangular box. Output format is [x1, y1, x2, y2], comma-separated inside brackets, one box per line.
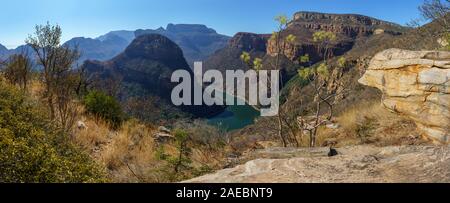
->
[266, 12, 406, 63]
[204, 32, 269, 73]
[228, 32, 269, 51]
[359, 49, 450, 143]
[291, 12, 404, 37]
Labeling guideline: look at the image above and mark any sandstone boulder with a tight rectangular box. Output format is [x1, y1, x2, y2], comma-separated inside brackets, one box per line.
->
[153, 133, 175, 143]
[359, 48, 450, 143]
[158, 126, 171, 134]
[76, 121, 87, 130]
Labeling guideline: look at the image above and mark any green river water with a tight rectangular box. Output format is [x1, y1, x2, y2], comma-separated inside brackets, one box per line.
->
[207, 93, 260, 131]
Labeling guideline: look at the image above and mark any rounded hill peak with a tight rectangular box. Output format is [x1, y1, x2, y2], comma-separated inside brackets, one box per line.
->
[124, 34, 189, 69]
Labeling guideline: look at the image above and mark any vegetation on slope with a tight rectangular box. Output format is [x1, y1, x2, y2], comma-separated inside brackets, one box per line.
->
[0, 79, 107, 183]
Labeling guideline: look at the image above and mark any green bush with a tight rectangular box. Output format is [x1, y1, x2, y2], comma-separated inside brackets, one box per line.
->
[0, 81, 107, 183]
[83, 91, 124, 128]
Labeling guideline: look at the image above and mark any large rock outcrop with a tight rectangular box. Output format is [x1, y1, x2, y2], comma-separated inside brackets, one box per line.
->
[185, 145, 450, 183]
[359, 48, 450, 143]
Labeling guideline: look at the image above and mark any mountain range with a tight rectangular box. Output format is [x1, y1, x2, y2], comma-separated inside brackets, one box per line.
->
[1, 24, 230, 68]
[0, 11, 412, 121]
[135, 24, 231, 67]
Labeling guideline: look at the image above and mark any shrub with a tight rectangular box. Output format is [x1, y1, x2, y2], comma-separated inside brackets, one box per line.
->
[0, 81, 107, 183]
[83, 91, 124, 128]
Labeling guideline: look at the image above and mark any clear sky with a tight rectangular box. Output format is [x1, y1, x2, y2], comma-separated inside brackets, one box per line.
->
[0, 0, 425, 49]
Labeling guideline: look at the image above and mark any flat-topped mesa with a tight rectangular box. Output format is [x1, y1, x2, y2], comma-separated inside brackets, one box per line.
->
[359, 48, 450, 144]
[290, 11, 404, 37]
[266, 12, 405, 62]
[293, 12, 398, 26]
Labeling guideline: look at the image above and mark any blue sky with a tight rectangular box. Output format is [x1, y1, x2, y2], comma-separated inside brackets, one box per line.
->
[0, 0, 425, 49]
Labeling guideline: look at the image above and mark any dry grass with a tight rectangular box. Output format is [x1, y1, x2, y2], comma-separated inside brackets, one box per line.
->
[72, 116, 227, 182]
[72, 118, 160, 182]
[29, 79, 44, 99]
[73, 118, 112, 154]
[316, 101, 429, 147]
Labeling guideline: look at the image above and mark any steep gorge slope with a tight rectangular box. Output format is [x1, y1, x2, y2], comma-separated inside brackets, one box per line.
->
[228, 12, 447, 151]
[204, 12, 407, 84]
[204, 32, 270, 73]
[83, 34, 224, 121]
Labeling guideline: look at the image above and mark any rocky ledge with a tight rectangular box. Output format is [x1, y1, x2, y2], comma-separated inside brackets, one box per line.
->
[359, 48, 449, 143]
[185, 145, 450, 183]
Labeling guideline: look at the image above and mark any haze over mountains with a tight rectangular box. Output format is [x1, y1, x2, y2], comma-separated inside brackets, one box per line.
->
[135, 24, 230, 67]
[1, 24, 230, 68]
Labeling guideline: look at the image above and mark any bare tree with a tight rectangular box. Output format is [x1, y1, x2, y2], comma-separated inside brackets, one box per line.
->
[2, 54, 32, 90]
[74, 65, 93, 97]
[408, 0, 450, 45]
[26, 22, 81, 132]
[420, 0, 450, 30]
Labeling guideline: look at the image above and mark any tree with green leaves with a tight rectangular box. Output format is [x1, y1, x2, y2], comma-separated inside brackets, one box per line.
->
[240, 51, 263, 72]
[0, 81, 107, 183]
[240, 15, 299, 147]
[155, 129, 193, 181]
[83, 90, 124, 129]
[295, 31, 348, 147]
[172, 129, 192, 173]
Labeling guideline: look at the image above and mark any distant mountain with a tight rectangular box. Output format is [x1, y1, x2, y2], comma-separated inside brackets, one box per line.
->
[0, 44, 7, 52]
[0, 44, 34, 61]
[0, 44, 8, 59]
[64, 34, 131, 65]
[97, 30, 135, 43]
[83, 34, 224, 120]
[135, 24, 231, 67]
[3, 24, 230, 67]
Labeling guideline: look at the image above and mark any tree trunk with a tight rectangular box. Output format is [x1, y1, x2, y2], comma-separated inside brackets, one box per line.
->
[311, 98, 322, 147]
[277, 114, 287, 147]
